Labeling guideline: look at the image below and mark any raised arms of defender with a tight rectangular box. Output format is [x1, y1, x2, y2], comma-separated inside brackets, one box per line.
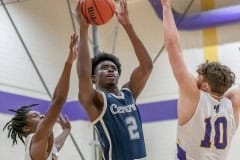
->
[161, 0, 200, 125]
[30, 34, 78, 159]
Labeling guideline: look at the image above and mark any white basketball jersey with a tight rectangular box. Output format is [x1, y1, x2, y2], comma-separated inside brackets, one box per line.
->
[177, 91, 237, 160]
[25, 133, 59, 160]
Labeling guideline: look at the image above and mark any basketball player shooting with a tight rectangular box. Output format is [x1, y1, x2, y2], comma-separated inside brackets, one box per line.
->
[75, 0, 153, 159]
[161, 0, 240, 159]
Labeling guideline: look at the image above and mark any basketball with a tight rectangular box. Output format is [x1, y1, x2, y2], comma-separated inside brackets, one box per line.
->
[80, 0, 115, 25]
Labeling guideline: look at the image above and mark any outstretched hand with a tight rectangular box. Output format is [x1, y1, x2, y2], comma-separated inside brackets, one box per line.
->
[67, 33, 78, 63]
[115, 0, 130, 26]
[76, 0, 89, 29]
[57, 114, 71, 133]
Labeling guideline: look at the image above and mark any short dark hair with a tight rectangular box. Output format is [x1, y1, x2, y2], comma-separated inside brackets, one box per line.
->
[3, 104, 38, 146]
[197, 62, 235, 95]
[91, 52, 121, 76]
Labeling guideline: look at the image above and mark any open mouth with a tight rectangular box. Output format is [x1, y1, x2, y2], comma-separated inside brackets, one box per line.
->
[106, 75, 116, 81]
[107, 74, 115, 78]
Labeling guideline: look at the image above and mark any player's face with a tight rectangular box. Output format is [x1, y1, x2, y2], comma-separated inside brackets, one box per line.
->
[197, 74, 209, 92]
[24, 111, 44, 133]
[94, 60, 119, 87]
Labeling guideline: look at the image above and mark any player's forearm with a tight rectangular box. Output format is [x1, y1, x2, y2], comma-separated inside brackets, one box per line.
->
[77, 28, 95, 105]
[38, 63, 72, 137]
[162, 2, 187, 79]
[52, 62, 72, 103]
[162, 3, 180, 49]
[77, 28, 92, 78]
[55, 129, 70, 151]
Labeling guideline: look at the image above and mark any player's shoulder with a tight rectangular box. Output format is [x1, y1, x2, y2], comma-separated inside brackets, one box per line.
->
[225, 86, 240, 99]
[121, 88, 135, 98]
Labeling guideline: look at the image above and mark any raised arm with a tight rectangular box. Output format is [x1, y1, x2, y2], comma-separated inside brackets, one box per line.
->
[54, 114, 71, 151]
[76, 0, 103, 121]
[32, 33, 77, 143]
[161, 0, 197, 91]
[161, 0, 199, 124]
[118, 0, 153, 99]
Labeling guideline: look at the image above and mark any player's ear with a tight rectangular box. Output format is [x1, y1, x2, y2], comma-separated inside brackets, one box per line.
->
[201, 82, 210, 91]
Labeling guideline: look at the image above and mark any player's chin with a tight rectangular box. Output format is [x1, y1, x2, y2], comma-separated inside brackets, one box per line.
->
[105, 80, 117, 86]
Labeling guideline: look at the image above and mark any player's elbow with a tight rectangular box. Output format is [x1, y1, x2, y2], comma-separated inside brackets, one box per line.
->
[147, 62, 153, 72]
[142, 64, 153, 77]
[140, 59, 153, 75]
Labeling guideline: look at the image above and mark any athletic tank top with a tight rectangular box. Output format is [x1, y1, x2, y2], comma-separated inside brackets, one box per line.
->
[93, 88, 146, 160]
[25, 133, 59, 160]
[177, 91, 237, 160]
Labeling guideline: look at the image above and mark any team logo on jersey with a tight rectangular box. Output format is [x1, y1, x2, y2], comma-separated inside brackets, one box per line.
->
[110, 103, 136, 114]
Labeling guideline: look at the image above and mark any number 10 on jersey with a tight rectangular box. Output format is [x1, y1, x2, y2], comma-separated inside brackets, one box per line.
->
[201, 117, 227, 149]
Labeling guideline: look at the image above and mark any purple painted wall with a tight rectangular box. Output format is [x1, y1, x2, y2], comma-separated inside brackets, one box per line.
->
[0, 91, 177, 123]
[149, 0, 240, 30]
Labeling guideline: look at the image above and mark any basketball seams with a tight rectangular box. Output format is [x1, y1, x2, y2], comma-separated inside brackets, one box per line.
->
[92, 0, 104, 25]
[80, 0, 87, 23]
[81, 0, 88, 23]
[84, 0, 89, 23]
[81, 0, 115, 25]
[105, 0, 115, 17]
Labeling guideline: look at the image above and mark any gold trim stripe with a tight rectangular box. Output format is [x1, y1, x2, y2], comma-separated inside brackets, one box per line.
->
[201, 0, 218, 62]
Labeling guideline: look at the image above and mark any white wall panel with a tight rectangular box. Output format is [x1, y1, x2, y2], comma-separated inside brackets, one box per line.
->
[1, 0, 240, 159]
[0, 6, 47, 99]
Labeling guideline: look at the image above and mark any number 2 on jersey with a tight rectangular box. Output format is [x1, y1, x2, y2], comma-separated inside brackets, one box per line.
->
[125, 116, 140, 140]
[201, 117, 227, 149]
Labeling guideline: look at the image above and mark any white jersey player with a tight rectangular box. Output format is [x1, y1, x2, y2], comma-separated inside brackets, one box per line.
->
[160, 0, 240, 159]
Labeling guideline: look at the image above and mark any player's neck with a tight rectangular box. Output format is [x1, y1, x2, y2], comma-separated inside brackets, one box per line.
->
[98, 86, 120, 95]
[209, 92, 223, 101]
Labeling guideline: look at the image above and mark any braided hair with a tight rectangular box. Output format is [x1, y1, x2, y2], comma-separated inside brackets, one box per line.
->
[3, 104, 38, 146]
